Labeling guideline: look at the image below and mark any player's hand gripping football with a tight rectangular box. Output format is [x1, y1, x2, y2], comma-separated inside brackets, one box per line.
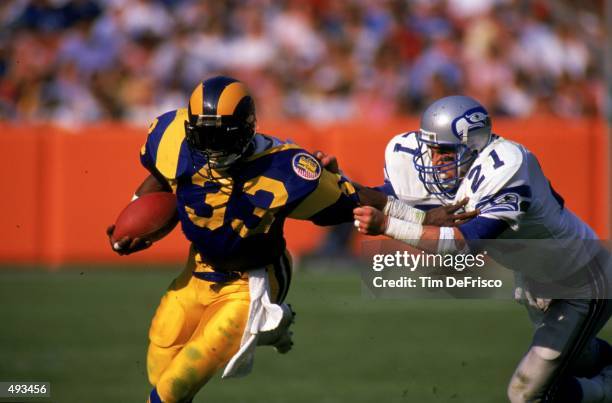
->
[106, 225, 152, 255]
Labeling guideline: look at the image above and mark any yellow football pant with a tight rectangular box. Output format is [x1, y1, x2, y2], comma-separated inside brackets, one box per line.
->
[146, 247, 290, 403]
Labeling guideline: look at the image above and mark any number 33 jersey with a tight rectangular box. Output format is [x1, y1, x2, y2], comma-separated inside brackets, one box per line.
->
[140, 108, 358, 271]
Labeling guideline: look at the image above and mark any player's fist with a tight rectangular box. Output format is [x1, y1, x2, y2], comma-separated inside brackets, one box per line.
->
[353, 206, 386, 235]
[313, 151, 340, 174]
[106, 225, 152, 256]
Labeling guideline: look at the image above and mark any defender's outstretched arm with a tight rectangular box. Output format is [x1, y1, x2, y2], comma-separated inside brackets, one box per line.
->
[353, 205, 468, 254]
[314, 151, 477, 227]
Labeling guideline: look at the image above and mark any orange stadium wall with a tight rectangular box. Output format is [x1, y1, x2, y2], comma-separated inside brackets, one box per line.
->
[0, 117, 608, 266]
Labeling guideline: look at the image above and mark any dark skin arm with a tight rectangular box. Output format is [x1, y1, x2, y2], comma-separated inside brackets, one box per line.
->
[106, 171, 175, 255]
[134, 170, 173, 194]
[314, 151, 478, 226]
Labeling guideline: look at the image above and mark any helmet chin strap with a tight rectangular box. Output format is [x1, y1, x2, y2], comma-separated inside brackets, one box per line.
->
[190, 137, 256, 189]
[206, 152, 241, 170]
[207, 136, 254, 169]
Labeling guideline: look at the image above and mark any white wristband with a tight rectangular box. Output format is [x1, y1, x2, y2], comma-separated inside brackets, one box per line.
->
[437, 227, 457, 253]
[384, 217, 423, 246]
[437, 227, 471, 254]
[383, 196, 426, 224]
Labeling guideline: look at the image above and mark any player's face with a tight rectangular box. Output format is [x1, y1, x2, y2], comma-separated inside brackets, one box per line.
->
[429, 145, 458, 180]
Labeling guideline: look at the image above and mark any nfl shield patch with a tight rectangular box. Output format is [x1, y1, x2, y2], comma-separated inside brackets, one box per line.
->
[292, 153, 322, 181]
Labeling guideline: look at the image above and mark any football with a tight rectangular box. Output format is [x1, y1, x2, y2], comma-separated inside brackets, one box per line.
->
[111, 192, 178, 243]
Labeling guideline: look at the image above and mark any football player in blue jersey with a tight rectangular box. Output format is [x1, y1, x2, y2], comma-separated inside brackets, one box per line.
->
[107, 76, 471, 403]
[105, 75, 364, 403]
[106, 75, 367, 403]
[107, 76, 474, 403]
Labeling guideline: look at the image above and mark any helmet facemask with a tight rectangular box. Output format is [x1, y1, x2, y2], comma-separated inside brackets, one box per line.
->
[413, 137, 478, 198]
[185, 114, 255, 170]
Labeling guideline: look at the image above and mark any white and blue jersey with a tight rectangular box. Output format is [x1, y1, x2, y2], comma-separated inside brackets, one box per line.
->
[383, 132, 601, 280]
[454, 136, 600, 280]
[381, 131, 445, 211]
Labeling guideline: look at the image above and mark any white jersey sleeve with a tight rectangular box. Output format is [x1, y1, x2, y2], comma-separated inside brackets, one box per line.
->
[456, 137, 531, 231]
[453, 136, 601, 282]
[383, 132, 443, 209]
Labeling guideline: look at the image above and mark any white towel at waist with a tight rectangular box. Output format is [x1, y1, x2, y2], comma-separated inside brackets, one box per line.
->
[222, 267, 284, 378]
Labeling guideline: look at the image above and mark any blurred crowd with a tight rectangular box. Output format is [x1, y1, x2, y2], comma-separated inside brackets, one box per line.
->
[0, 0, 605, 126]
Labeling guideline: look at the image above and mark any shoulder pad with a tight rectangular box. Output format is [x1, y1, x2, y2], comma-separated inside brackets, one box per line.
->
[140, 109, 190, 180]
[457, 138, 530, 229]
[243, 147, 321, 205]
[385, 131, 420, 156]
[466, 143, 525, 197]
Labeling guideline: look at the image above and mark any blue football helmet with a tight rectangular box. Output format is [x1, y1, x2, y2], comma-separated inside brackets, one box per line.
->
[185, 76, 256, 170]
[413, 95, 492, 199]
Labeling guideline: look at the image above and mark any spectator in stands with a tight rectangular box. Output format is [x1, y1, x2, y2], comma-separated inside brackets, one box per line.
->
[0, 0, 605, 124]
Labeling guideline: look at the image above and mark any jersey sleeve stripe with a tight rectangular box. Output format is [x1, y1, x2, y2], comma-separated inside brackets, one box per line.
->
[155, 110, 188, 178]
[144, 111, 177, 162]
[475, 184, 532, 209]
[458, 216, 509, 241]
[287, 169, 342, 219]
[393, 143, 419, 155]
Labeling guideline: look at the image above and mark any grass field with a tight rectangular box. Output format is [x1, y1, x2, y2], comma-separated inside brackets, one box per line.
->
[1, 266, 609, 403]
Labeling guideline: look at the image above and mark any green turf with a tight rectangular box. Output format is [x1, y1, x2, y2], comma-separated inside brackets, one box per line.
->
[0, 267, 609, 403]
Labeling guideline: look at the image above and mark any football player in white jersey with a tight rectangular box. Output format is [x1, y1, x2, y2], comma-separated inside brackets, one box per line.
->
[351, 96, 612, 403]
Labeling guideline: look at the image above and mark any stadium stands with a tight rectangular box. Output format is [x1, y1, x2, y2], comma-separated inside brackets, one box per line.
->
[0, 0, 605, 125]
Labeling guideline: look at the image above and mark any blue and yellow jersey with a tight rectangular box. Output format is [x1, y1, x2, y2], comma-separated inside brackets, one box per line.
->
[140, 108, 359, 271]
